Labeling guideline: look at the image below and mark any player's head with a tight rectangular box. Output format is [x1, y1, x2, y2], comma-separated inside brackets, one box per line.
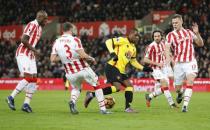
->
[171, 14, 183, 31]
[128, 28, 140, 44]
[62, 22, 73, 34]
[36, 10, 48, 27]
[152, 30, 163, 43]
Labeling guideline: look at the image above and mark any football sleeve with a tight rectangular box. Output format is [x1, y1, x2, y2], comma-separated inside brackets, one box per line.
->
[74, 37, 83, 50]
[130, 59, 144, 70]
[165, 33, 174, 45]
[23, 23, 36, 37]
[105, 37, 124, 53]
[130, 48, 144, 70]
[144, 45, 153, 59]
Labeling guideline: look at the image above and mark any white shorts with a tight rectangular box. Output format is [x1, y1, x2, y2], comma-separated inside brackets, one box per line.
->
[16, 55, 37, 76]
[65, 67, 98, 89]
[152, 66, 171, 81]
[163, 65, 174, 78]
[174, 59, 198, 85]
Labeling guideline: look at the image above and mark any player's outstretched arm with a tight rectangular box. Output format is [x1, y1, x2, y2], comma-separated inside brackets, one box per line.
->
[76, 49, 96, 64]
[143, 57, 163, 68]
[192, 23, 204, 47]
[130, 58, 153, 72]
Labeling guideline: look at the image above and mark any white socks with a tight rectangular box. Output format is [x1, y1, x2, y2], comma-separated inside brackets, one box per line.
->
[95, 88, 106, 111]
[183, 87, 193, 107]
[11, 79, 29, 98]
[70, 88, 80, 104]
[163, 89, 174, 105]
[24, 83, 37, 104]
[149, 87, 174, 106]
[149, 88, 162, 98]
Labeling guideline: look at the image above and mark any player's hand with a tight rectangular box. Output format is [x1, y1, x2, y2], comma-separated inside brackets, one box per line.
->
[110, 52, 118, 61]
[142, 66, 153, 72]
[192, 22, 199, 34]
[88, 56, 97, 65]
[33, 49, 40, 58]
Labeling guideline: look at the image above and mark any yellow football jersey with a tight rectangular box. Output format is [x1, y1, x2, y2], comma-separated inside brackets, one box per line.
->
[106, 37, 142, 74]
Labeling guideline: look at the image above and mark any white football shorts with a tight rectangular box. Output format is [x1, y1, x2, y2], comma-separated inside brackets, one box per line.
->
[174, 59, 198, 86]
[65, 67, 98, 89]
[16, 55, 37, 76]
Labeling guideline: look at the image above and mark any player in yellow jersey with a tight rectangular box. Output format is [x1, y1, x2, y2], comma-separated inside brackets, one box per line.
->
[84, 28, 153, 113]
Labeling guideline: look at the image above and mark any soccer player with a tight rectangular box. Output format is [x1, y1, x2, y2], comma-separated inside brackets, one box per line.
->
[6, 10, 48, 113]
[144, 30, 178, 108]
[165, 14, 204, 112]
[50, 22, 110, 115]
[84, 28, 153, 113]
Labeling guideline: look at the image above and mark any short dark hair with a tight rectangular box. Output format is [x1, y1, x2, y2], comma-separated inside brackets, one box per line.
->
[63, 22, 73, 32]
[152, 30, 163, 40]
[172, 14, 182, 20]
[129, 28, 139, 34]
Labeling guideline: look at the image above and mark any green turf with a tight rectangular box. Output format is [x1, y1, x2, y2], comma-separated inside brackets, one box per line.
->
[0, 90, 210, 130]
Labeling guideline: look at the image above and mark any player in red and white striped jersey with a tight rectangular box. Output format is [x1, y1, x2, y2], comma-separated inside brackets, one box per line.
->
[144, 30, 177, 108]
[6, 10, 48, 113]
[165, 14, 204, 112]
[50, 22, 110, 114]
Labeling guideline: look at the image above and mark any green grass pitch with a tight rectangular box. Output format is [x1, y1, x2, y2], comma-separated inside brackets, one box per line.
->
[0, 90, 210, 130]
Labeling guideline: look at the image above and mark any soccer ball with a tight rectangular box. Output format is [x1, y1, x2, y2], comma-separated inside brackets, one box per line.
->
[104, 96, 115, 109]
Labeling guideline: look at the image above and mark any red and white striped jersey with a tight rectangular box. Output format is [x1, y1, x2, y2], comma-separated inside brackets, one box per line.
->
[16, 19, 42, 59]
[52, 34, 89, 74]
[145, 40, 166, 69]
[166, 28, 197, 62]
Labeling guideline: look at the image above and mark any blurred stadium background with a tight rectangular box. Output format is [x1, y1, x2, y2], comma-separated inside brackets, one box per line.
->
[0, 0, 210, 130]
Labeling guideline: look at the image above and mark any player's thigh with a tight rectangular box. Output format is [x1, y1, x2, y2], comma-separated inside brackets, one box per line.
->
[152, 69, 165, 80]
[121, 74, 132, 87]
[152, 69, 169, 86]
[16, 55, 31, 76]
[163, 66, 174, 77]
[83, 67, 98, 86]
[66, 73, 83, 89]
[185, 60, 198, 78]
[29, 58, 37, 75]
[174, 63, 185, 86]
[105, 64, 122, 83]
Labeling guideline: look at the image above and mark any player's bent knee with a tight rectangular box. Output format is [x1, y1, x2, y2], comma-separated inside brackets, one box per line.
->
[160, 79, 168, 87]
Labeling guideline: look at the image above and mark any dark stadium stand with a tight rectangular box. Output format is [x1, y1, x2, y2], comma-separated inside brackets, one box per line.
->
[0, 0, 209, 78]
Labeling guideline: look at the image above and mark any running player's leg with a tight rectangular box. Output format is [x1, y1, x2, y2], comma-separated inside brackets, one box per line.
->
[22, 58, 38, 113]
[182, 60, 198, 112]
[84, 64, 121, 108]
[83, 67, 112, 114]
[174, 63, 185, 104]
[145, 69, 176, 108]
[122, 79, 138, 113]
[6, 56, 30, 111]
[66, 73, 81, 114]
